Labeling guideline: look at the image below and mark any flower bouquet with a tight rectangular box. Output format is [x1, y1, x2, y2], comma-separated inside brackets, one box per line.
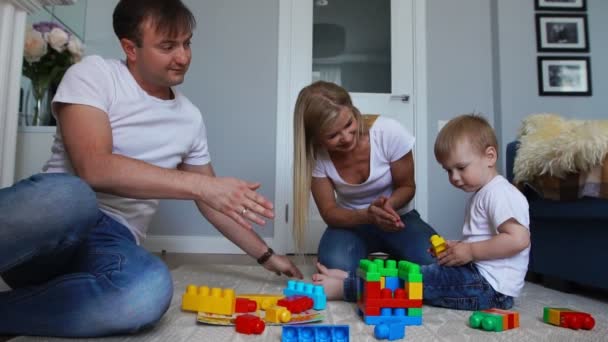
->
[22, 21, 84, 125]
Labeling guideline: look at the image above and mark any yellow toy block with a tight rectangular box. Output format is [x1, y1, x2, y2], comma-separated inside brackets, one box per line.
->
[430, 234, 447, 256]
[237, 294, 285, 310]
[406, 282, 423, 300]
[380, 276, 385, 289]
[265, 305, 292, 323]
[181, 284, 236, 316]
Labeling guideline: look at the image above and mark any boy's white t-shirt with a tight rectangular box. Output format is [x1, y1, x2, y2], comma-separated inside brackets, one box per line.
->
[312, 116, 415, 215]
[44, 55, 211, 244]
[463, 175, 530, 297]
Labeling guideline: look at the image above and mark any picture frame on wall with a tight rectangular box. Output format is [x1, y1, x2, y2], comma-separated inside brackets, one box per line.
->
[537, 56, 591, 96]
[535, 0, 586, 11]
[535, 14, 588, 52]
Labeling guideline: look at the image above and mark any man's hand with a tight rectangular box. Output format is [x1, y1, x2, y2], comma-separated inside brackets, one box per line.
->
[437, 241, 473, 266]
[368, 196, 404, 232]
[262, 255, 303, 279]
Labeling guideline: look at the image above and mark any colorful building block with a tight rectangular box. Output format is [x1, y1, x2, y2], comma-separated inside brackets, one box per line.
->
[484, 308, 519, 329]
[284, 280, 327, 310]
[374, 322, 406, 341]
[469, 311, 505, 332]
[237, 294, 284, 310]
[235, 298, 257, 313]
[264, 305, 292, 323]
[543, 307, 595, 330]
[430, 234, 447, 256]
[235, 314, 265, 335]
[282, 325, 349, 342]
[277, 295, 313, 314]
[181, 284, 235, 315]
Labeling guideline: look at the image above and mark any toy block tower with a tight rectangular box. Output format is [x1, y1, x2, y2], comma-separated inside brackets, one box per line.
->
[356, 258, 423, 327]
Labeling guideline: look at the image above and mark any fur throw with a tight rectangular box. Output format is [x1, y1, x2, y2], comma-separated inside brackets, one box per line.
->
[514, 113, 608, 183]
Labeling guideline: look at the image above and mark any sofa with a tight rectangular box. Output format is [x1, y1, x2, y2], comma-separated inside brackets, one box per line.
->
[506, 141, 608, 290]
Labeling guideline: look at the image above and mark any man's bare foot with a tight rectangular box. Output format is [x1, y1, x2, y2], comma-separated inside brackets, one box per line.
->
[311, 262, 349, 300]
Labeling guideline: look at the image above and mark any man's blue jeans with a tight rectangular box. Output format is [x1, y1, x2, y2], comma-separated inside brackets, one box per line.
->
[421, 263, 514, 310]
[0, 173, 173, 337]
[317, 209, 437, 301]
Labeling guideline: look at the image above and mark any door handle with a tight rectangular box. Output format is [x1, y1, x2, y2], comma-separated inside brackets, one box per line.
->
[390, 94, 410, 103]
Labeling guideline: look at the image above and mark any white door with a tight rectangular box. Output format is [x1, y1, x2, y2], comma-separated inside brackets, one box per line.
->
[274, 0, 428, 254]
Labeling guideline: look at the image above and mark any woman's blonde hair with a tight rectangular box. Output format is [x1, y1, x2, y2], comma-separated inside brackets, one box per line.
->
[434, 114, 498, 163]
[292, 81, 365, 251]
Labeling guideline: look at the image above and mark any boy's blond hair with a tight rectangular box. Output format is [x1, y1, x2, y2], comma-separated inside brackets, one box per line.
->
[434, 114, 498, 162]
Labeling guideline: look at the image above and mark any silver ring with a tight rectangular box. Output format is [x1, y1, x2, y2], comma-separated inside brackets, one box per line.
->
[240, 208, 249, 216]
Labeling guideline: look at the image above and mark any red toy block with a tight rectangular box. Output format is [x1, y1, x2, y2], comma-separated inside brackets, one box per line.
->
[235, 298, 257, 313]
[364, 281, 381, 300]
[560, 312, 595, 330]
[277, 295, 314, 314]
[483, 308, 519, 329]
[235, 314, 265, 335]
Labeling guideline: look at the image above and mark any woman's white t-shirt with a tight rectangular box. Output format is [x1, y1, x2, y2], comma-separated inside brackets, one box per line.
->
[312, 116, 415, 215]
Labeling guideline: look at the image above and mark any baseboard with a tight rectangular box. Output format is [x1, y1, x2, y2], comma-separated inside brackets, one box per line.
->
[142, 235, 274, 254]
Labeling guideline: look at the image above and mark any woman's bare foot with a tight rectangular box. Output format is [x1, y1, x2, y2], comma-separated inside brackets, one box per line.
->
[311, 262, 349, 300]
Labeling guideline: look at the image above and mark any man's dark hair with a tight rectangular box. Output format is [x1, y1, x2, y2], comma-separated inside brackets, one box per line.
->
[113, 0, 196, 47]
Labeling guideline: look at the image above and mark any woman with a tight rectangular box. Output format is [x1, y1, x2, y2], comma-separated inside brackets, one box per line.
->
[293, 81, 437, 301]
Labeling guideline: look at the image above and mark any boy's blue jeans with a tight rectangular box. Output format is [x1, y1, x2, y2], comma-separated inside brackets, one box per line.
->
[317, 209, 437, 302]
[0, 173, 173, 337]
[421, 263, 514, 310]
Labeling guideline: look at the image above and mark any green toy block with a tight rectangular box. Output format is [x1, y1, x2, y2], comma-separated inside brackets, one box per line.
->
[408, 308, 423, 317]
[397, 260, 422, 282]
[358, 259, 380, 281]
[379, 259, 398, 277]
[469, 311, 504, 332]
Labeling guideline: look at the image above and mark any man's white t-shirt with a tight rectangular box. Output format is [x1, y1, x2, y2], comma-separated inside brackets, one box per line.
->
[462, 175, 530, 297]
[44, 55, 211, 243]
[312, 116, 415, 215]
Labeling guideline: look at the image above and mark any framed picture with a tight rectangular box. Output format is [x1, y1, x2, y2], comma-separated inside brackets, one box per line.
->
[535, 14, 588, 52]
[537, 56, 591, 96]
[535, 0, 586, 11]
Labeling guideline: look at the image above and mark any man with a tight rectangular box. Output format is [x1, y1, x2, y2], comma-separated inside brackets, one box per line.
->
[0, 0, 302, 337]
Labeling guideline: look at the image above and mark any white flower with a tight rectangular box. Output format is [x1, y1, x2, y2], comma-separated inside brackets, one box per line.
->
[67, 35, 84, 62]
[23, 28, 47, 63]
[47, 27, 69, 52]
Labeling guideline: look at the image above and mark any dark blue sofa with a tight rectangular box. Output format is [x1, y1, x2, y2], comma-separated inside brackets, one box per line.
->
[506, 141, 608, 290]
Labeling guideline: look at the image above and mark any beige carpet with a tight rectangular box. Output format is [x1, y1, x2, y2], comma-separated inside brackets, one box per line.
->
[12, 263, 608, 342]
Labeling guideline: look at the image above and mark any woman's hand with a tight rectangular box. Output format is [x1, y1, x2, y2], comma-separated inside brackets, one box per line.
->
[262, 254, 304, 279]
[368, 196, 404, 232]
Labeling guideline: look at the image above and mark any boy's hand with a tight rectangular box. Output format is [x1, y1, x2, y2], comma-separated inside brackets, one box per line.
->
[368, 196, 404, 231]
[437, 241, 473, 266]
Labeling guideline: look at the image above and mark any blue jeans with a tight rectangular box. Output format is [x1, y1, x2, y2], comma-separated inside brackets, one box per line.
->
[0, 173, 173, 337]
[421, 263, 514, 310]
[317, 209, 437, 302]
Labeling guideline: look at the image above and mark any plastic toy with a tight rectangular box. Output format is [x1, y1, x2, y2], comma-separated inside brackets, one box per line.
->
[543, 307, 595, 330]
[235, 297, 257, 313]
[284, 280, 327, 310]
[181, 284, 235, 315]
[237, 293, 285, 310]
[265, 305, 292, 323]
[356, 259, 423, 327]
[235, 314, 265, 335]
[374, 321, 405, 341]
[469, 309, 519, 332]
[282, 325, 349, 342]
[429, 234, 447, 256]
[277, 295, 314, 314]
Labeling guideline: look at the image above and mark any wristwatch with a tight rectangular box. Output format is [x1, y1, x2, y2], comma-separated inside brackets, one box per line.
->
[257, 247, 274, 264]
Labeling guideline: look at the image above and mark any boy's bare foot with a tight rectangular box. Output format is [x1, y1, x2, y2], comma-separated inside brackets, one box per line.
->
[316, 262, 348, 279]
[311, 262, 349, 300]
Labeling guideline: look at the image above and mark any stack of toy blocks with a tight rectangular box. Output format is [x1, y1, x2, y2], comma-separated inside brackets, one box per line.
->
[356, 258, 423, 339]
[543, 307, 595, 330]
[283, 280, 326, 310]
[469, 309, 519, 332]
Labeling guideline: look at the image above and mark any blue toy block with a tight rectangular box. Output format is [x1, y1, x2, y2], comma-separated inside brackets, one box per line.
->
[384, 276, 399, 292]
[358, 308, 423, 326]
[374, 322, 406, 341]
[282, 325, 349, 342]
[284, 280, 327, 310]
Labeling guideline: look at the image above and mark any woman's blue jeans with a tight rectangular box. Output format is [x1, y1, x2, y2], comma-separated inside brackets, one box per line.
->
[317, 209, 437, 301]
[0, 173, 173, 337]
